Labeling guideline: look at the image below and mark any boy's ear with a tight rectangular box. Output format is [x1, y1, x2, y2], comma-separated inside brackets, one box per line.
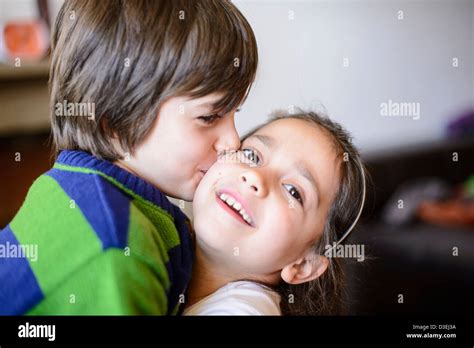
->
[280, 251, 329, 285]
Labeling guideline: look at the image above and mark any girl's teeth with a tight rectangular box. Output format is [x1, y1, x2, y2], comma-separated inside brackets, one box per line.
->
[218, 192, 253, 226]
[233, 201, 242, 211]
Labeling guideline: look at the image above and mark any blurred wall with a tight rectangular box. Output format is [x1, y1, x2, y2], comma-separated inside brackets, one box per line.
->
[234, 0, 473, 154]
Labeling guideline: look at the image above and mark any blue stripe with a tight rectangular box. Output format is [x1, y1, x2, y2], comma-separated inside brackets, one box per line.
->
[0, 225, 44, 315]
[46, 168, 131, 250]
[165, 206, 194, 314]
[56, 150, 179, 219]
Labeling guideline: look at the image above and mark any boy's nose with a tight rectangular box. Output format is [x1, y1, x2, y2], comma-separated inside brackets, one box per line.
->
[214, 121, 240, 153]
[240, 170, 268, 198]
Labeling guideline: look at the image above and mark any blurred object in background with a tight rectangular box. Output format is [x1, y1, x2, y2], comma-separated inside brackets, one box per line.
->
[381, 178, 449, 226]
[381, 175, 474, 229]
[1, 20, 50, 62]
[447, 109, 474, 139]
[0, 0, 51, 63]
[418, 175, 474, 228]
[348, 135, 474, 316]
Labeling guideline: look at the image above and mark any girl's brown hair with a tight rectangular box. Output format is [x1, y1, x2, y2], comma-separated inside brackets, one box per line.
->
[242, 109, 367, 315]
[50, 0, 258, 160]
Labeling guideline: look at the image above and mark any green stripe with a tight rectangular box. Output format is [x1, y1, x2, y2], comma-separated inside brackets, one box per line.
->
[10, 175, 102, 294]
[127, 203, 171, 291]
[132, 199, 180, 250]
[28, 249, 168, 315]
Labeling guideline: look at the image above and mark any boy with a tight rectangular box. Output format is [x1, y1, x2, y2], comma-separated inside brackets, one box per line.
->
[0, 0, 258, 315]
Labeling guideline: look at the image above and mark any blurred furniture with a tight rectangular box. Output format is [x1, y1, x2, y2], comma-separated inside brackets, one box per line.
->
[347, 137, 474, 315]
[0, 60, 51, 227]
[0, 61, 50, 135]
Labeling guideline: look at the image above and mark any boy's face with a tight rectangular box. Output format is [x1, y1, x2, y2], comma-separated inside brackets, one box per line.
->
[192, 118, 341, 278]
[120, 93, 241, 201]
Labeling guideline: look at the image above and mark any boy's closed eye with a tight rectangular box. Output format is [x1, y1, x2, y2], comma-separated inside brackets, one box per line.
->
[197, 114, 223, 125]
[197, 108, 241, 126]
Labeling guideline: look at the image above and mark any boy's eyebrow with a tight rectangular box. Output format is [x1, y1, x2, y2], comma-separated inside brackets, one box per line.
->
[196, 101, 234, 115]
[196, 102, 217, 111]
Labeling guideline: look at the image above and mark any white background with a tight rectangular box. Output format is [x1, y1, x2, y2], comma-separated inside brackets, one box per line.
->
[233, 0, 473, 155]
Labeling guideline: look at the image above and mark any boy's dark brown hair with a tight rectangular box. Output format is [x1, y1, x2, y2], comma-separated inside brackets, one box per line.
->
[50, 0, 258, 160]
[242, 109, 367, 315]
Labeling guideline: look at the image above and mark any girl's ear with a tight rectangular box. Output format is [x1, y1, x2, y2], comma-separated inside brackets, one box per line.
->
[280, 251, 329, 285]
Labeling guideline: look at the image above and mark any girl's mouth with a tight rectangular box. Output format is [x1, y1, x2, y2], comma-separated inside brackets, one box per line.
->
[215, 192, 255, 227]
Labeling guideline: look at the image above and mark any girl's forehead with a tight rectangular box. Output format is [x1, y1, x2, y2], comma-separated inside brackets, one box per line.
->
[250, 118, 334, 154]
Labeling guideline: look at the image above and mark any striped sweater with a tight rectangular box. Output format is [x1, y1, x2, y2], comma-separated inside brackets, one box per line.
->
[0, 150, 194, 315]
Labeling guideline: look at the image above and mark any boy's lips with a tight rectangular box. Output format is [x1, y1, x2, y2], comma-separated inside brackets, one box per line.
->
[215, 188, 255, 227]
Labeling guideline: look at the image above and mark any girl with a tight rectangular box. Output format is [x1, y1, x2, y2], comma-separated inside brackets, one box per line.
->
[184, 110, 366, 315]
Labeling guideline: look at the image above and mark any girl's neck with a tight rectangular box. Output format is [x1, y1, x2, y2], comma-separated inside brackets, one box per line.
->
[185, 247, 239, 308]
[185, 246, 280, 308]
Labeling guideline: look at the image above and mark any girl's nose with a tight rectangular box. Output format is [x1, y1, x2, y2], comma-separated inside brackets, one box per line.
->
[240, 170, 268, 198]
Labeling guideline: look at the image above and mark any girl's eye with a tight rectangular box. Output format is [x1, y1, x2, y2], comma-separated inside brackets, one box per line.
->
[197, 114, 222, 125]
[241, 148, 261, 166]
[283, 183, 303, 205]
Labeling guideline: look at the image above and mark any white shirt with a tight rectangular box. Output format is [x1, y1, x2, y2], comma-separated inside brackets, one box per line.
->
[183, 281, 281, 315]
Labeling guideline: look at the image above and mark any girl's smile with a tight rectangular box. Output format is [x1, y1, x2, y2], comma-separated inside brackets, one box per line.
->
[216, 190, 255, 227]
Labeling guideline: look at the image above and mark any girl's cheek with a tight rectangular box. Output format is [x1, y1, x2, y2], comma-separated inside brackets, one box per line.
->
[277, 203, 303, 237]
[213, 161, 238, 176]
[188, 140, 212, 163]
[269, 206, 293, 235]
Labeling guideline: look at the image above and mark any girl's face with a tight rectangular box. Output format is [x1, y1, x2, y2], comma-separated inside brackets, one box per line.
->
[193, 118, 342, 279]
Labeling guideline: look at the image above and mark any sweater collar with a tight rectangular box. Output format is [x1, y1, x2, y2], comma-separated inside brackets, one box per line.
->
[55, 150, 179, 219]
